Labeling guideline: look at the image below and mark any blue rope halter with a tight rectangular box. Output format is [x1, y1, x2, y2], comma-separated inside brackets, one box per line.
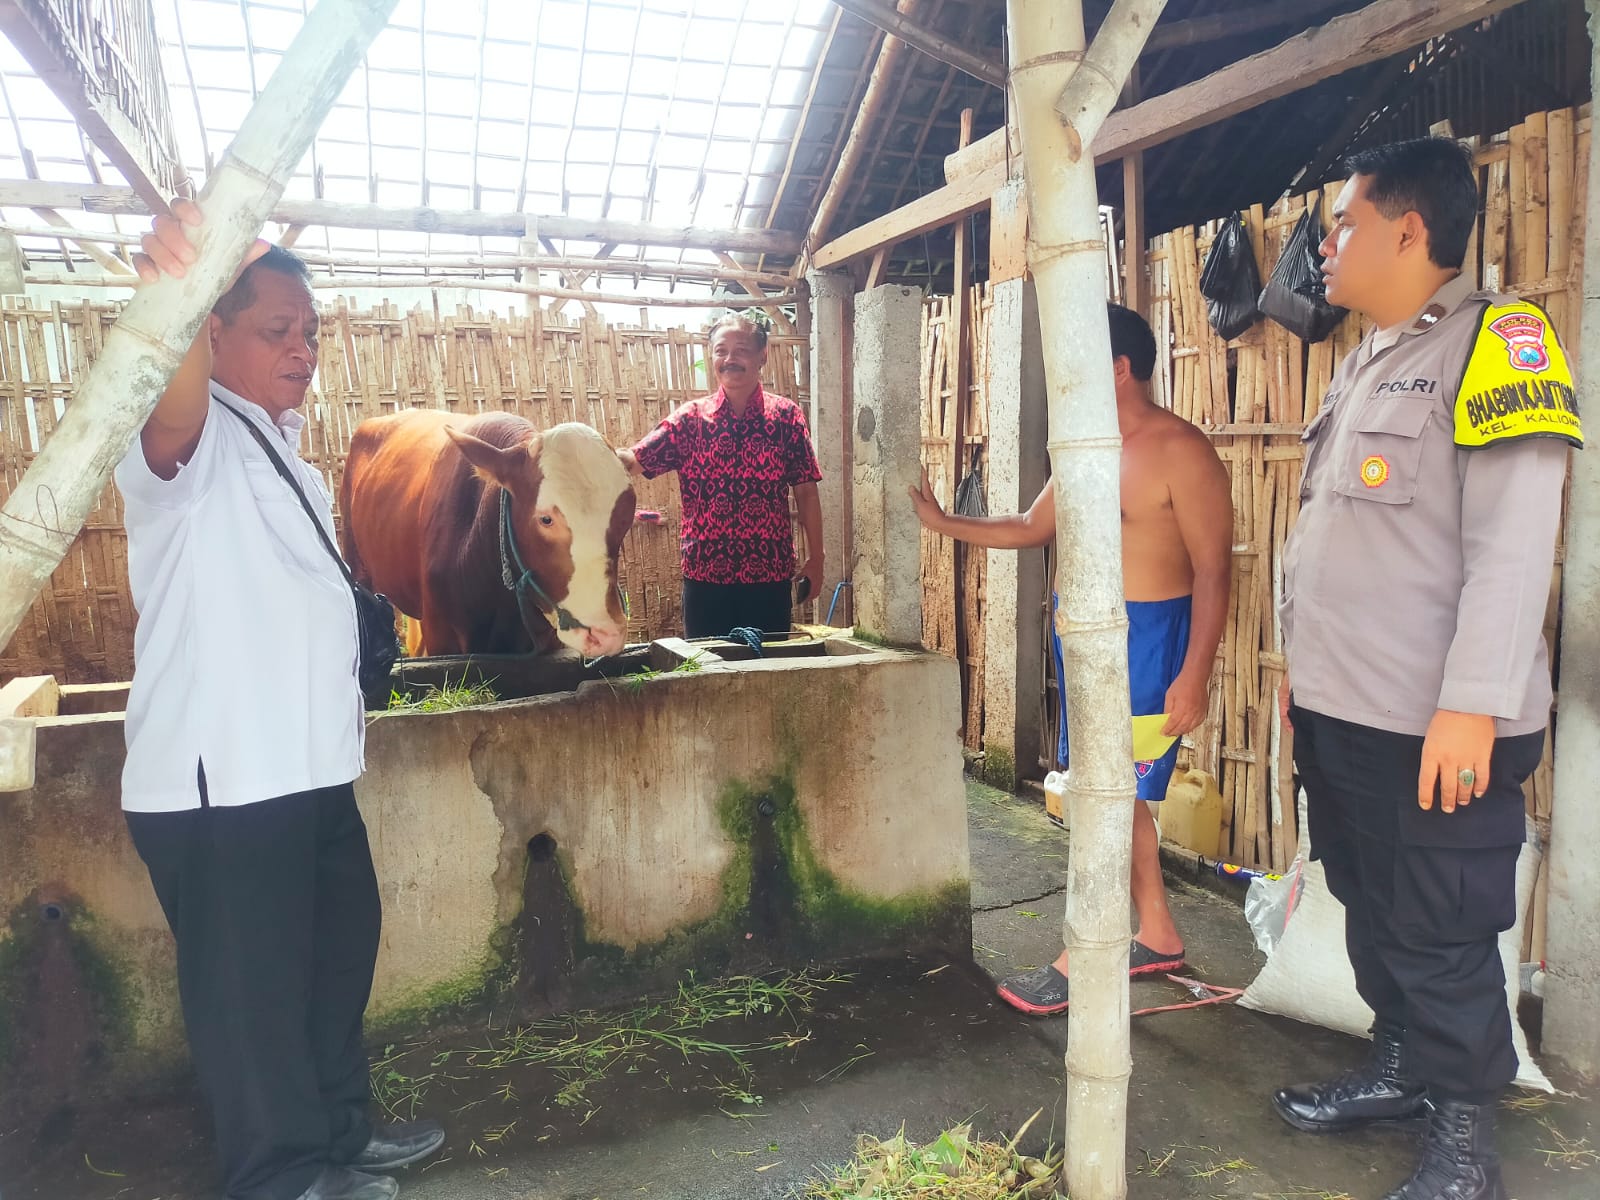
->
[498, 489, 630, 645]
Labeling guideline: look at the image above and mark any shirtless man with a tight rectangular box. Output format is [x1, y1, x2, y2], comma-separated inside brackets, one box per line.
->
[909, 302, 1232, 1015]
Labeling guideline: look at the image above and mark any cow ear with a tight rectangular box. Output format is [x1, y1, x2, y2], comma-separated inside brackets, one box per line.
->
[445, 427, 540, 491]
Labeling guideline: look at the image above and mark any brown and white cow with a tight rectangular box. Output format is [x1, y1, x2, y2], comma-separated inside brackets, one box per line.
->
[340, 411, 636, 658]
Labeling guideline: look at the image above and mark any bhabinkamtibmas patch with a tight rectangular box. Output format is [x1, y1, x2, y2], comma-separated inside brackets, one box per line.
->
[1455, 301, 1583, 449]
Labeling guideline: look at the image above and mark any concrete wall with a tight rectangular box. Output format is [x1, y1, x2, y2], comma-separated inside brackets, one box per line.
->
[982, 275, 1050, 788]
[808, 270, 853, 621]
[0, 641, 969, 1087]
[851, 284, 925, 644]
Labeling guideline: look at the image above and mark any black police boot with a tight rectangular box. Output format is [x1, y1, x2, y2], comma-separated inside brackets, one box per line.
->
[1271, 1019, 1428, 1133]
[1381, 1098, 1507, 1200]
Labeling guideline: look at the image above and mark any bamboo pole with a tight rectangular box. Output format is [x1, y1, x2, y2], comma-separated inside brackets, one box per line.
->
[23, 272, 792, 309]
[1007, 1, 1166, 1197]
[803, 0, 918, 260]
[1544, 0, 1600, 1078]
[0, 0, 398, 655]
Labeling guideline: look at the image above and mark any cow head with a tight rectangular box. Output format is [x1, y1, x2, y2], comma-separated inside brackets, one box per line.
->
[444, 421, 636, 658]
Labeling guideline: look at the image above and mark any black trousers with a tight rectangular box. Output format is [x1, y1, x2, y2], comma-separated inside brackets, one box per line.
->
[681, 578, 792, 639]
[125, 773, 382, 1200]
[1290, 706, 1544, 1102]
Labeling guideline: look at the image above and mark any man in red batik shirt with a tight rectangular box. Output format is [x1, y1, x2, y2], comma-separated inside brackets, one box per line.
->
[619, 315, 824, 639]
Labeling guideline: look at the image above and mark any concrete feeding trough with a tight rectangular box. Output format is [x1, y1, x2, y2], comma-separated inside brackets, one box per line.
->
[0, 634, 970, 1095]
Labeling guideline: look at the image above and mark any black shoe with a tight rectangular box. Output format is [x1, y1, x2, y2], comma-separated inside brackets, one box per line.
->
[292, 1167, 399, 1200]
[350, 1118, 446, 1172]
[1381, 1098, 1507, 1200]
[1271, 1019, 1428, 1133]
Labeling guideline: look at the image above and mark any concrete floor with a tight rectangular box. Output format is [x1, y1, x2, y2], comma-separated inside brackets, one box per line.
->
[5, 780, 1596, 1200]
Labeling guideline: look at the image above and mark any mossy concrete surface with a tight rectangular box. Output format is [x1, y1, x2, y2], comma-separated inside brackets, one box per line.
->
[0, 639, 970, 1085]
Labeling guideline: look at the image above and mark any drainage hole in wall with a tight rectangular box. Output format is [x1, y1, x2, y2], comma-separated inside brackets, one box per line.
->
[528, 833, 557, 862]
[40, 903, 64, 923]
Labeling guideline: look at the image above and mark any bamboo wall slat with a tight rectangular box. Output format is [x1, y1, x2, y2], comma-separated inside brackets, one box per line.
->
[1147, 105, 1587, 874]
[0, 300, 807, 682]
[920, 286, 991, 750]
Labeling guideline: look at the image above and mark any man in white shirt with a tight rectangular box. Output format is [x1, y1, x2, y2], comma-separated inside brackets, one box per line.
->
[121, 203, 442, 1200]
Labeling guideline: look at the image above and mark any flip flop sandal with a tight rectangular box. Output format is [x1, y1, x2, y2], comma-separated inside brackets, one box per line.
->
[1129, 940, 1186, 977]
[996, 965, 1070, 1016]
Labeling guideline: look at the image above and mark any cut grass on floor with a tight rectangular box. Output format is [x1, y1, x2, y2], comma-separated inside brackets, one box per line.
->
[804, 1112, 1065, 1200]
[370, 968, 851, 1125]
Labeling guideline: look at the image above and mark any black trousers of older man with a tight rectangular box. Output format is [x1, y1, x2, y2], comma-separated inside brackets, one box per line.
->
[125, 765, 382, 1200]
[1289, 705, 1544, 1101]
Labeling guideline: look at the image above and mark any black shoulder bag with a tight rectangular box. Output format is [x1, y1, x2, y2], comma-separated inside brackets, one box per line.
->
[219, 402, 401, 699]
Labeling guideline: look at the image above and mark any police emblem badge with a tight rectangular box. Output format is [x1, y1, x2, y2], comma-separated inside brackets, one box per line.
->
[1487, 310, 1551, 372]
[1360, 455, 1389, 488]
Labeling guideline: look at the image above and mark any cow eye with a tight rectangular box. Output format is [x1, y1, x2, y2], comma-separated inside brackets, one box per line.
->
[539, 515, 554, 527]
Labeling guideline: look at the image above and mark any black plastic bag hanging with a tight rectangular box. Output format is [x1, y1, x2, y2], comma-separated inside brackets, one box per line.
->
[1199, 211, 1262, 342]
[954, 447, 987, 517]
[1257, 205, 1347, 343]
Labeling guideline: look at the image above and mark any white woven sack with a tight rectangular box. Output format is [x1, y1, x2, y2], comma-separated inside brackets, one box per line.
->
[1240, 792, 1551, 1093]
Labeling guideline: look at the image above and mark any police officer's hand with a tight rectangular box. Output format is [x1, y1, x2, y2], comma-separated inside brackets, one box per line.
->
[1162, 669, 1209, 737]
[907, 466, 946, 529]
[1418, 708, 1493, 813]
[1278, 672, 1291, 726]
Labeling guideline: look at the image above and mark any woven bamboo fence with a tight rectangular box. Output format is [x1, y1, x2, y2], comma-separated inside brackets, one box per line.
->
[0, 299, 807, 683]
[919, 286, 993, 750]
[1148, 105, 1587, 880]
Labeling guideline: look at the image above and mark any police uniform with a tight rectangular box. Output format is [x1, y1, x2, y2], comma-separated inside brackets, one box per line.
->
[1280, 271, 1579, 1108]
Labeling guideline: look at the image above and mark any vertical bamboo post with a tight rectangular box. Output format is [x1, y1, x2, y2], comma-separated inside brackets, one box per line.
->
[1005, 1, 1167, 1196]
[0, 0, 399, 653]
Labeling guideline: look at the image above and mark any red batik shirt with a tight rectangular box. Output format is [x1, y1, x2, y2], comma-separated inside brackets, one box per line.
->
[632, 386, 823, 585]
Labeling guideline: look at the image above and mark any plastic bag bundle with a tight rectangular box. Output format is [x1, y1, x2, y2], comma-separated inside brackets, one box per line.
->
[953, 448, 987, 518]
[1199, 211, 1262, 342]
[1244, 856, 1306, 956]
[1257, 206, 1348, 343]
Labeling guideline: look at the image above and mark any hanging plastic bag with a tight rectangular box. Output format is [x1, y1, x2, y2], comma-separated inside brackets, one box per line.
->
[1244, 854, 1307, 956]
[1257, 206, 1347, 343]
[953, 447, 987, 518]
[1199, 211, 1262, 342]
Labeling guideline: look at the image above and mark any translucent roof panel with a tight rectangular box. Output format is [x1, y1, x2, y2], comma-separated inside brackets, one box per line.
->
[0, 0, 834, 289]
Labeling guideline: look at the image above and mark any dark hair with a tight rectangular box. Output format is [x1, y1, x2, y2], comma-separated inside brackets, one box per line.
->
[1341, 137, 1478, 270]
[213, 244, 313, 323]
[1106, 302, 1156, 382]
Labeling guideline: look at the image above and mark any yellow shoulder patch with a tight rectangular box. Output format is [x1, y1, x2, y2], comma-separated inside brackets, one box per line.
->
[1455, 301, 1583, 449]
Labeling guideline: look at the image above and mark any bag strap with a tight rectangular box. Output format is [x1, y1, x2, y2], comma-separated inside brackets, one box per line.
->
[217, 399, 356, 588]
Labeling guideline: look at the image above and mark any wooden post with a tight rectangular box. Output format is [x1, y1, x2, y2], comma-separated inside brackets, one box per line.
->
[804, 0, 920, 259]
[1008, 2, 1167, 1197]
[0, 0, 399, 658]
[1121, 69, 1148, 317]
[950, 108, 974, 719]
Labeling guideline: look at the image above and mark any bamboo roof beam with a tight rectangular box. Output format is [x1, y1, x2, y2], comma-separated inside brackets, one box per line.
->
[814, 0, 1537, 269]
[0, 0, 399, 666]
[804, 0, 920, 261]
[513, 6, 545, 213]
[0, 0, 187, 214]
[0, 181, 806, 255]
[759, 4, 842, 273]
[0, 222, 792, 287]
[27, 208, 133, 275]
[827, 0, 1005, 88]
[600, 3, 646, 219]
[830, 0, 1351, 91]
[24, 272, 794, 309]
[717, 251, 796, 336]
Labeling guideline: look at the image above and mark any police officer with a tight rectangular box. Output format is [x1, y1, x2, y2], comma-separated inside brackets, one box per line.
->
[1273, 138, 1579, 1200]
